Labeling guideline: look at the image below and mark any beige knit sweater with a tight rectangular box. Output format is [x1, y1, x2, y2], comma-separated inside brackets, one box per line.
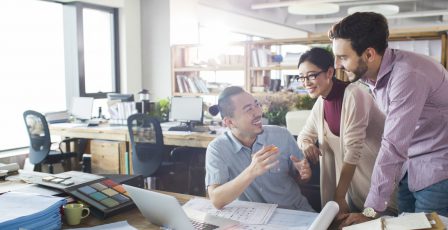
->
[298, 83, 396, 211]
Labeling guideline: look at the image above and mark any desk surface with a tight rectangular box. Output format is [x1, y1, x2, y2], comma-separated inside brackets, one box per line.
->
[0, 179, 195, 230]
[63, 190, 194, 229]
[50, 123, 218, 148]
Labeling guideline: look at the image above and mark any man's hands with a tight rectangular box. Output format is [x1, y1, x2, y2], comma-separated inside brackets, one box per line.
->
[302, 143, 321, 164]
[290, 155, 312, 181]
[337, 213, 371, 229]
[248, 145, 280, 177]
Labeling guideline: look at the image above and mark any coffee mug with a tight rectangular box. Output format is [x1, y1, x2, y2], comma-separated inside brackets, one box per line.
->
[63, 203, 90, 225]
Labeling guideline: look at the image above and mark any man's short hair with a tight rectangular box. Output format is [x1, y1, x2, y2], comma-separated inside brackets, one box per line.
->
[328, 12, 389, 56]
[209, 86, 245, 118]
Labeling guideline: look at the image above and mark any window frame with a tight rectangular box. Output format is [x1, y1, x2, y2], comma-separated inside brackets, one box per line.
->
[74, 2, 120, 99]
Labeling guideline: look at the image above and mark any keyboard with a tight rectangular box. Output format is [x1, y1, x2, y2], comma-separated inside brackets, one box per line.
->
[168, 125, 191, 131]
[191, 219, 218, 230]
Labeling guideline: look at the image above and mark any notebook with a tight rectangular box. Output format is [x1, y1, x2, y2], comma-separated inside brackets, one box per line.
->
[122, 185, 239, 230]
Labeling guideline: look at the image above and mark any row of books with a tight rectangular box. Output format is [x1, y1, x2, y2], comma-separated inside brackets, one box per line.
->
[176, 75, 210, 94]
[251, 48, 271, 67]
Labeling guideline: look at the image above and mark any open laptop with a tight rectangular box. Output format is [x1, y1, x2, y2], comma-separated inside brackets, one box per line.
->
[123, 185, 239, 230]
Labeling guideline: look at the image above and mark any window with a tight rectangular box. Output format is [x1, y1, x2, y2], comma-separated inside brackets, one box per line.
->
[0, 1, 120, 152]
[0, 0, 66, 151]
[77, 4, 120, 98]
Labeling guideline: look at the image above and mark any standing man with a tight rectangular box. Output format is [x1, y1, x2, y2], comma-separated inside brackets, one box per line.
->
[205, 86, 314, 211]
[329, 12, 448, 223]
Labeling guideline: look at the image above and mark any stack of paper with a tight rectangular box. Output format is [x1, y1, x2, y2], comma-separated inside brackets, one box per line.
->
[45, 110, 70, 124]
[0, 192, 66, 230]
[343, 212, 432, 230]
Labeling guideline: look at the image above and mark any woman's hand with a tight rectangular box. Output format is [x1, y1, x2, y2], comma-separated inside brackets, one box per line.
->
[302, 143, 321, 164]
[335, 198, 350, 218]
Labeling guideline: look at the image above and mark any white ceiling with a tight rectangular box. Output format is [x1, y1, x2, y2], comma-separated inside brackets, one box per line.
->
[198, 0, 448, 37]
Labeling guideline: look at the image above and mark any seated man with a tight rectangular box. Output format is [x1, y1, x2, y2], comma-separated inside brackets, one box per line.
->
[206, 86, 314, 211]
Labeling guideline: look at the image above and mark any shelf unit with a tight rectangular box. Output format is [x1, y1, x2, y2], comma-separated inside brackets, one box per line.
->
[171, 31, 447, 97]
[248, 36, 331, 93]
[171, 42, 248, 97]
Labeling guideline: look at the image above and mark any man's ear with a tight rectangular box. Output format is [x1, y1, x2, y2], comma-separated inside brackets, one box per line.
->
[222, 117, 233, 128]
[365, 47, 377, 62]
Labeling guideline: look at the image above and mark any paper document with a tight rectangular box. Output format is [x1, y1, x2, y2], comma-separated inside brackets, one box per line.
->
[387, 212, 431, 229]
[221, 208, 318, 230]
[268, 208, 318, 227]
[183, 197, 277, 225]
[0, 192, 65, 223]
[343, 212, 432, 230]
[226, 224, 289, 230]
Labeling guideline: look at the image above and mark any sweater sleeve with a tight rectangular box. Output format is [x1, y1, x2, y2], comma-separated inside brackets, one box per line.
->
[342, 85, 372, 165]
[297, 98, 321, 150]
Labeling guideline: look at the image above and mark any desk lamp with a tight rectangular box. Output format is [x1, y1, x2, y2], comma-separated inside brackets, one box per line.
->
[138, 89, 151, 114]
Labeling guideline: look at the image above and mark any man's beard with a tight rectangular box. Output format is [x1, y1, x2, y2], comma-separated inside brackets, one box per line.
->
[348, 58, 368, 83]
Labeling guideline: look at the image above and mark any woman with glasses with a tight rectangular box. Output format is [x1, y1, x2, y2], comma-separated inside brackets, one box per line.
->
[296, 47, 397, 217]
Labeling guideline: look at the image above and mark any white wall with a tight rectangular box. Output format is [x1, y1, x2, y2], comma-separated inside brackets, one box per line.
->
[170, 0, 200, 44]
[141, 0, 172, 101]
[118, 0, 142, 96]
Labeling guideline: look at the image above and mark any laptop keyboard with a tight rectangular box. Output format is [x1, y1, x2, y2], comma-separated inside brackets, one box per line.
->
[190, 219, 218, 230]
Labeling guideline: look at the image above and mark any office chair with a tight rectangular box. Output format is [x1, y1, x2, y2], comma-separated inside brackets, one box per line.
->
[169, 147, 207, 196]
[23, 110, 81, 174]
[127, 113, 188, 192]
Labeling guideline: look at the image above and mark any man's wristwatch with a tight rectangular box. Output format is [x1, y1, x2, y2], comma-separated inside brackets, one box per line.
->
[362, 207, 378, 219]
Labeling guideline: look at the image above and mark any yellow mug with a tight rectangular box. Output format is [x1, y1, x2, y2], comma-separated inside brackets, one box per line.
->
[63, 203, 90, 225]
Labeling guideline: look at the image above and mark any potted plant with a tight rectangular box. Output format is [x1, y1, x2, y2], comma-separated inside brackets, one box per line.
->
[149, 98, 170, 122]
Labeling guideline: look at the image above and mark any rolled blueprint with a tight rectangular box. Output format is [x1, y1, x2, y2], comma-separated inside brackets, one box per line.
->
[308, 201, 339, 230]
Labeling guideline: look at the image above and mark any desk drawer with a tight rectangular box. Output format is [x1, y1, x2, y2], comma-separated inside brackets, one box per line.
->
[90, 140, 124, 174]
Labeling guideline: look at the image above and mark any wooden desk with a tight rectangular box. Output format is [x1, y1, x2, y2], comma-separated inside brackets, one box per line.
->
[49, 123, 216, 148]
[63, 190, 194, 229]
[49, 123, 216, 175]
[0, 179, 195, 229]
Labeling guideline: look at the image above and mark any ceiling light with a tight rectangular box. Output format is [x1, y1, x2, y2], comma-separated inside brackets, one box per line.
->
[348, 4, 400, 15]
[288, 3, 340, 15]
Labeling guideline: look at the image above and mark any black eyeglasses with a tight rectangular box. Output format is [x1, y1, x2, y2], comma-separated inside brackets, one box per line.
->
[296, 71, 325, 82]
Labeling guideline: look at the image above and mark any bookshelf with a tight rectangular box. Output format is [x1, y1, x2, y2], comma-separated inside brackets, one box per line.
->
[171, 43, 248, 96]
[171, 32, 447, 96]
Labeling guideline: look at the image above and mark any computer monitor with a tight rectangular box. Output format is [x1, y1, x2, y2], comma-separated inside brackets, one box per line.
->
[107, 93, 135, 102]
[170, 96, 203, 124]
[71, 97, 94, 121]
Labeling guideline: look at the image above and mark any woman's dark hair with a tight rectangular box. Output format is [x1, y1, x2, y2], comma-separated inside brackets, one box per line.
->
[328, 12, 389, 56]
[298, 47, 334, 71]
[209, 86, 245, 118]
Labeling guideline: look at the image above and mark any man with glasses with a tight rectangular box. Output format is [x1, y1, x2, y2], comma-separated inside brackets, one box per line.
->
[329, 12, 448, 225]
[205, 86, 314, 211]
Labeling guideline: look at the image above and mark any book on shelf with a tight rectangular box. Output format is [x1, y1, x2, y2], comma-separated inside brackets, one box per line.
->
[186, 77, 199, 93]
[175, 75, 210, 94]
[251, 49, 259, 67]
[251, 48, 271, 67]
[176, 75, 185, 93]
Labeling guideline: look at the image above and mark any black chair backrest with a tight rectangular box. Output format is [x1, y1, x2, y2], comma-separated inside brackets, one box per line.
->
[127, 113, 164, 177]
[23, 110, 51, 164]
